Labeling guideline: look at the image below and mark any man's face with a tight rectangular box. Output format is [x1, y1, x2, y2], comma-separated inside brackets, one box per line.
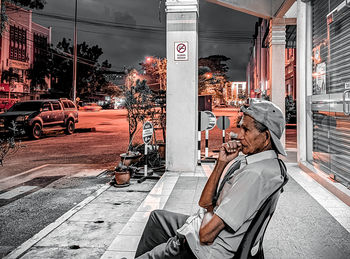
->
[238, 115, 269, 155]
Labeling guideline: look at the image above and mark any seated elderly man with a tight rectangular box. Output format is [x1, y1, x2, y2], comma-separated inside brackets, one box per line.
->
[135, 100, 287, 259]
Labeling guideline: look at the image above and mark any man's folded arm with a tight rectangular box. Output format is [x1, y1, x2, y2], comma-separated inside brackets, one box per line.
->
[199, 211, 225, 245]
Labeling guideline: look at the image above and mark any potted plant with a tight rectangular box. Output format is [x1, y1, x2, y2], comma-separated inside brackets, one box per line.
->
[120, 150, 142, 166]
[111, 163, 131, 187]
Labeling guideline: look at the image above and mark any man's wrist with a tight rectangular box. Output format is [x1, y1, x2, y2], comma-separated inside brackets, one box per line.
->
[214, 160, 229, 174]
[216, 159, 229, 167]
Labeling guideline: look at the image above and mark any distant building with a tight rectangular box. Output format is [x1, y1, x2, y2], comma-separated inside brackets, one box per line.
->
[231, 81, 247, 106]
[0, 3, 51, 102]
[246, 18, 296, 101]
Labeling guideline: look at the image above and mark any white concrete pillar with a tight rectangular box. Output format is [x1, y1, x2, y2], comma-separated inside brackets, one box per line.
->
[297, 0, 313, 162]
[165, 0, 199, 172]
[269, 19, 286, 147]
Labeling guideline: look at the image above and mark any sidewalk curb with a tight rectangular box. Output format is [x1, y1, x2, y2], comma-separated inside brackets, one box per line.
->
[4, 183, 111, 259]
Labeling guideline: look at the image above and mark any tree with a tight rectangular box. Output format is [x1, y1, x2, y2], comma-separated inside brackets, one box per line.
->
[198, 55, 231, 103]
[123, 79, 154, 148]
[1, 67, 19, 84]
[26, 44, 52, 92]
[10, 0, 46, 9]
[1, 1, 46, 35]
[123, 79, 166, 150]
[198, 66, 212, 94]
[51, 38, 113, 99]
[140, 56, 167, 90]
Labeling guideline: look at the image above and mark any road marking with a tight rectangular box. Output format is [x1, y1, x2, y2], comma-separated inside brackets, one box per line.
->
[0, 164, 50, 184]
[0, 186, 38, 200]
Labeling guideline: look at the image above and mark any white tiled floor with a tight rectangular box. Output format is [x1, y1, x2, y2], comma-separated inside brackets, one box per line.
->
[287, 163, 350, 232]
[102, 173, 180, 258]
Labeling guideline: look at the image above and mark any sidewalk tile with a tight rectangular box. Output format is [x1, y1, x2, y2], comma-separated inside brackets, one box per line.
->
[143, 194, 170, 204]
[107, 235, 140, 251]
[167, 189, 195, 201]
[149, 188, 173, 195]
[69, 203, 138, 222]
[128, 211, 151, 223]
[136, 201, 166, 212]
[163, 202, 193, 215]
[119, 222, 147, 236]
[21, 247, 105, 259]
[35, 221, 124, 249]
[174, 177, 198, 189]
[101, 251, 135, 259]
[90, 190, 147, 204]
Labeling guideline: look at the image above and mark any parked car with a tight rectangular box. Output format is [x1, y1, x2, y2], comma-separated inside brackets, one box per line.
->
[0, 99, 78, 139]
[82, 103, 102, 112]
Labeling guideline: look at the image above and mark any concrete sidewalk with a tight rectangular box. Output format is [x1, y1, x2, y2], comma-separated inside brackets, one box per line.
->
[6, 161, 350, 258]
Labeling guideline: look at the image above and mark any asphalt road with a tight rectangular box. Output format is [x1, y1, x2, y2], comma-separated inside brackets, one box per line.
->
[0, 109, 130, 180]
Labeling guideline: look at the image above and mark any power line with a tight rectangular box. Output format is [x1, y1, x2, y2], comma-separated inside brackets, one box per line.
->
[6, 5, 254, 42]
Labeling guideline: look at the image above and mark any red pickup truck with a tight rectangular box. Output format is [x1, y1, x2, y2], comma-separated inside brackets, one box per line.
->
[0, 99, 78, 139]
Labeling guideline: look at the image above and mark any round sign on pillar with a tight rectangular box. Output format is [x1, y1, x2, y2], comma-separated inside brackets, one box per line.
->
[143, 121, 153, 144]
[199, 111, 209, 131]
[204, 111, 216, 130]
[217, 116, 230, 130]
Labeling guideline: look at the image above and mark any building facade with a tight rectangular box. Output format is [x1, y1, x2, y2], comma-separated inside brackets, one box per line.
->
[210, 0, 350, 188]
[0, 3, 51, 105]
[246, 18, 296, 102]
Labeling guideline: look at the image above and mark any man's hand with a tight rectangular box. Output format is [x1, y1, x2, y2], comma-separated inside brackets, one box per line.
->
[218, 140, 242, 164]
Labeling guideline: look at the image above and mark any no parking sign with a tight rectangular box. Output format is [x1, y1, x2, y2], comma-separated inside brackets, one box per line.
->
[142, 121, 153, 144]
[174, 42, 188, 61]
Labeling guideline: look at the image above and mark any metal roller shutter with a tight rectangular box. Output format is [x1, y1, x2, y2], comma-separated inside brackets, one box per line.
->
[312, 0, 350, 186]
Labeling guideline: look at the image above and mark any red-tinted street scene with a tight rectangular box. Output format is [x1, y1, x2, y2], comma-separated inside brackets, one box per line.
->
[0, 0, 349, 258]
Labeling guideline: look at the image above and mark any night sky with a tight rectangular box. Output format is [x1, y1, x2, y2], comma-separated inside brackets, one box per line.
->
[32, 0, 257, 81]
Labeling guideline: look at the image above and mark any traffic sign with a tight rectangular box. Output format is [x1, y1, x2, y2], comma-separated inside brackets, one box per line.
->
[174, 42, 188, 61]
[199, 111, 209, 131]
[204, 111, 216, 130]
[142, 121, 153, 144]
[217, 116, 230, 130]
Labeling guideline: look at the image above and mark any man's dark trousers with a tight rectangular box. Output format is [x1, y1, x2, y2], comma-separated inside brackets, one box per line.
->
[135, 210, 196, 258]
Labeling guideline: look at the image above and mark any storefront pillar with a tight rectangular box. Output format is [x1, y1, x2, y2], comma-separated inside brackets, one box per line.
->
[296, 0, 313, 163]
[165, 0, 199, 171]
[269, 19, 286, 148]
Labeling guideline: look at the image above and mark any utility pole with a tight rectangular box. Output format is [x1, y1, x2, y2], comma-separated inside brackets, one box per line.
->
[72, 0, 78, 103]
